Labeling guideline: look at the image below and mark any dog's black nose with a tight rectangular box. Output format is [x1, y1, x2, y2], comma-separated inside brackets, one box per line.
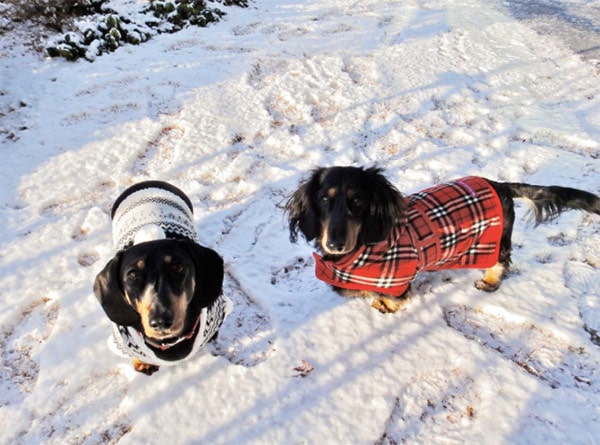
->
[326, 240, 347, 253]
[149, 309, 174, 330]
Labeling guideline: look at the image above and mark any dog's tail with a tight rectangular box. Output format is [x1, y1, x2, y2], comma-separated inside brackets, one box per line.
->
[505, 182, 600, 224]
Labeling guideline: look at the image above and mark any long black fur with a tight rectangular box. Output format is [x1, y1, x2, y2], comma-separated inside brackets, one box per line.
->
[504, 182, 600, 223]
[286, 166, 406, 246]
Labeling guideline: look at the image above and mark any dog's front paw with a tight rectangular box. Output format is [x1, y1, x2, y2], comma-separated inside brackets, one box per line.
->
[371, 295, 409, 314]
[474, 279, 500, 292]
[475, 263, 505, 292]
[133, 359, 160, 375]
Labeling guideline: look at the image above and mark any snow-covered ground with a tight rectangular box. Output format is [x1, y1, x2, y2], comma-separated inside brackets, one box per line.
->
[1, 0, 600, 443]
[503, 0, 600, 60]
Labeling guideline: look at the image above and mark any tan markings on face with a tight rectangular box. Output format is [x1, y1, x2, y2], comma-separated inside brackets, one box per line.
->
[163, 255, 172, 263]
[346, 188, 357, 199]
[169, 293, 188, 337]
[124, 290, 134, 307]
[135, 286, 155, 337]
[135, 278, 194, 340]
[320, 219, 331, 253]
[320, 219, 362, 255]
[136, 259, 145, 269]
[344, 219, 361, 252]
[327, 187, 337, 198]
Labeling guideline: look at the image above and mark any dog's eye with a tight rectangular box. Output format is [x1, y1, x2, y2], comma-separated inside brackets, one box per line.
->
[126, 270, 141, 282]
[353, 197, 365, 208]
[320, 196, 329, 204]
[172, 262, 185, 274]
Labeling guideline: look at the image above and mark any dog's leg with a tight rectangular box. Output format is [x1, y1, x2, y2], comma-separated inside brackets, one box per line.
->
[475, 231, 512, 292]
[133, 359, 160, 375]
[371, 294, 411, 314]
[338, 287, 410, 313]
[475, 187, 515, 292]
[475, 262, 505, 292]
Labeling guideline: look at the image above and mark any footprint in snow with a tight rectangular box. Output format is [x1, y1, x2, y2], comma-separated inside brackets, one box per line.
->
[270, 256, 309, 285]
[377, 369, 479, 444]
[564, 260, 600, 347]
[563, 224, 600, 347]
[210, 270, 276, 367]
[77, 250, 100, 267]
[146, 81, 184, 118]
[37, 180, 115, 218]
[0, 298, 59, 406]
[443, 305, 600, 391]
[20, 369, 133, 444]
[217, 204, 272, 256]
[132, 124, 185, 177]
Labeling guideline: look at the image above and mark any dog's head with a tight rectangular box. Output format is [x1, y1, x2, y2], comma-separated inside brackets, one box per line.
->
[285, 166, 406, 255]
[93, 239, 223, 342]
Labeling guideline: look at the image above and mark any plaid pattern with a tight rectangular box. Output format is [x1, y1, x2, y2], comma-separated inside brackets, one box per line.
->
[314, 176, 504, 296]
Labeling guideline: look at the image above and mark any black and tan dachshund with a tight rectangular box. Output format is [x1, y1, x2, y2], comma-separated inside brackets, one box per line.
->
[94, 181, 230, 375]
[285, 166, 600, 313]
[94, 239, 225, 374]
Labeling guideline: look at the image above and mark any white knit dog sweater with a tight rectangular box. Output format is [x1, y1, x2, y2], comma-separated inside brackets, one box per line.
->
[108, 181, 231, 366]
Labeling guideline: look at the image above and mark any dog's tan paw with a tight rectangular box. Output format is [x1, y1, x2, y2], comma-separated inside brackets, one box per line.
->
[133, 359, 160, 375]
[476, 262, 504, 292]
[474, 279, 500, 292]
[371, 296, 408, 314]
[336, 287, 410, 313]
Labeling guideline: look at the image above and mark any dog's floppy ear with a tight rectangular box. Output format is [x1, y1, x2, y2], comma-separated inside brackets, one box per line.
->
[361, 167, 407, 244]
[93, 252, 140, 326]
[285, 168, 325, 242]
[184, 240, 224, 307]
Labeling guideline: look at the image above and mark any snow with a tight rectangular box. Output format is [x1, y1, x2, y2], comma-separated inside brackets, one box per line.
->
[1, 0, 600, 443]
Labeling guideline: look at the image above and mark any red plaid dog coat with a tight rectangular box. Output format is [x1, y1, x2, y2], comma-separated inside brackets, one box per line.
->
[313, 176, 504, 296]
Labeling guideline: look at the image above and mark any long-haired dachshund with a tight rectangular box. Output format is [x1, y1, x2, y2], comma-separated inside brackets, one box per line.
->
[94, 181, 231, 375]
[285, 166, 600, 313]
